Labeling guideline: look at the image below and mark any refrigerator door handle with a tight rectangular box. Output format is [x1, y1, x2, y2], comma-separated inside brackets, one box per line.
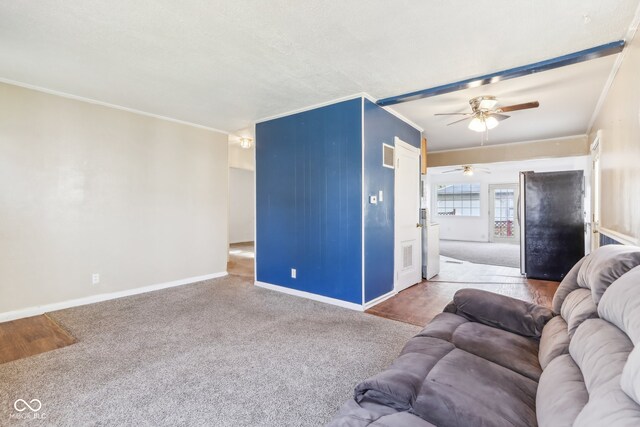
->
[519, 172, 527, 276]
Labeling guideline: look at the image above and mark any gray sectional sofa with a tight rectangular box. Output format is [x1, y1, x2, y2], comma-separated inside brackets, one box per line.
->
[329, 245, 640, 426]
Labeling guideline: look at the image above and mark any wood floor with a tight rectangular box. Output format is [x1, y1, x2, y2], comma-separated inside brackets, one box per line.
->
[0, 314, 76, 364]
[227, 242, 255, 278]
[366, 257, 560, 327]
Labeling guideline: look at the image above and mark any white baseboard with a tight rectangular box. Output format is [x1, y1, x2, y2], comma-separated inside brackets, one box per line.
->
[363, 290, 397, 310]
[254, 281, 363, 311]
[0, 271, 228, 323]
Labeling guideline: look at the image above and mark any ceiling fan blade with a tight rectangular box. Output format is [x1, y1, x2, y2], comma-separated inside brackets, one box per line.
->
[498, 101, 539, 113]
[434, 112, 472, 116]
[441, 169, 462, 174]
[447, 116, 473, 126]
[489, 113, 511, 121]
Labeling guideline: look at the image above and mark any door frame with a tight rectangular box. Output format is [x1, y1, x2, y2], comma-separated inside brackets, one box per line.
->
[488, 183, 520, 243]
[590, 131, 601, 252]
[394, 137, 422, 293]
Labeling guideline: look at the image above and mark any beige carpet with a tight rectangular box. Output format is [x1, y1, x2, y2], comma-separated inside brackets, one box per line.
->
[0, 275, 419, 426]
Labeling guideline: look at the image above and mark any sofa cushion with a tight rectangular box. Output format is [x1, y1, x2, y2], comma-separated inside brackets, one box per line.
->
[415, 312, 469, 342]
[538, 316, 570, 369]
[552, 257, 585, 313]
[576, 245, 640, 305]
[355, 339, 454, 411]
[447, 288, 554, 338]
[569, 318, 633, 392]
[451, 322, 542, 381]
[560, 288, 598, 338]
[413, 348, 538, 427]
[598, 265, 640, 344]
[419, 312, 543, 381]
[622, 346, 640, 407]
[328, 398, 436, 427]
[536, 354, 588, 427]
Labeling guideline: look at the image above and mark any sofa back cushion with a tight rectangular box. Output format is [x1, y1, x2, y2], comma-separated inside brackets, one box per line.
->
[538, 247, 640, 426]
[578, 245, 640, 305]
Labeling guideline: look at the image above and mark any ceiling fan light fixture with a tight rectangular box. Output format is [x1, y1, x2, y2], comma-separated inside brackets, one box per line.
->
[485, 115, 499, 130]
[478, 97, 498, 110]
[463, 166, 474, 176]
[468, 116, 487, 132]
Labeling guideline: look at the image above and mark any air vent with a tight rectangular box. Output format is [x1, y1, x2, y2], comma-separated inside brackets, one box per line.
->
[383, 144, 394, 169]
[402, 245, 413, 269]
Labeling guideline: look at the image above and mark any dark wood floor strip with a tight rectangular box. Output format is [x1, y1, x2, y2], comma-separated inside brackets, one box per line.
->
[0, 314, 77, 364]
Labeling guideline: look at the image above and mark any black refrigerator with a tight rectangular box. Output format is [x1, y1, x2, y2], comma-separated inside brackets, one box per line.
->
[519, 171, 585, 281]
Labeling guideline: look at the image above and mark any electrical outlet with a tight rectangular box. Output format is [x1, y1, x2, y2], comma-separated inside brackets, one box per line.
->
[291, 268, 296, 279]
[92, 273, 100, 285]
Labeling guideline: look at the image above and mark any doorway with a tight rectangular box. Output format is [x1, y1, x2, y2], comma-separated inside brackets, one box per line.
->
[488, 183, 520, 243]
[394, 137, 422, 292]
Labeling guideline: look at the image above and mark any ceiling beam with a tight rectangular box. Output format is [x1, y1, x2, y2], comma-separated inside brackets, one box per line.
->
[377, 40, 625, 107]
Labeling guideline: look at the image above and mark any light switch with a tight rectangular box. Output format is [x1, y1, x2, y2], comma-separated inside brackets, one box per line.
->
[378, 190, 384, 202]
[369, 195, 377, 204]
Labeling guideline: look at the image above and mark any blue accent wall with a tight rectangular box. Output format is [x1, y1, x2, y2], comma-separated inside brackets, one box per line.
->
[255, 99, 363, 304]
[363, 99, 421, 302]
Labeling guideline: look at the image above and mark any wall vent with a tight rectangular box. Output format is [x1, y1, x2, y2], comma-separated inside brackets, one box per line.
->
[383, 144, 394, 169]
[402, 245, 413, 269]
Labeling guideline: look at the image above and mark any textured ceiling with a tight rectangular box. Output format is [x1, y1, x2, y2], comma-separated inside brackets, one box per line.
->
[395, 55, 618, 151]
[0, 1, 638, 135]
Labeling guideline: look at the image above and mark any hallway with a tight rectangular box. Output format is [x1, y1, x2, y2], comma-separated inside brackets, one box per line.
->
[227, 242, 254, 278]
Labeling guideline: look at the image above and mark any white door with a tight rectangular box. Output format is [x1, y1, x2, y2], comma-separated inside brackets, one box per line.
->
[394, 137, 422, 292]
[489, 184, 520, 243]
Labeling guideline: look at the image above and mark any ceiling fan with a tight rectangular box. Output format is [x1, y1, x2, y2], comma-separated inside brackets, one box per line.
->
[435, 95, 540, 133]
[441, 165, 490, 176]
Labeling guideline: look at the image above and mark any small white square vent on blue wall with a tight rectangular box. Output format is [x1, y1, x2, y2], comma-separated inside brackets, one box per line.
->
[382, 143, 394, 169]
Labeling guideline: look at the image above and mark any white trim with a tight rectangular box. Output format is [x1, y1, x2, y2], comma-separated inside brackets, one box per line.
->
[428, 134, 588, 154]
[0, 272, 228, 323]
[382, 143, 395, 169]
[381, 108, 424, 133]
[599, 227, 639, 246]
[394, 136, 421, 154]
[587, 3, 640, 134]
[393, 136, 422, 293]
[255, 93, 370, 124]
[254, 281, 364, 311]
[361, 97, 366, 306]
[255, 92, 423, 133]
[363, 290, 397, 310]
[0, 77, 230, 135]
[253, 121, 258, 279]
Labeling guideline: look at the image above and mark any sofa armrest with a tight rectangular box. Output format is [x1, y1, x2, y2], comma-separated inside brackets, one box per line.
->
[443, 289, 554, 338]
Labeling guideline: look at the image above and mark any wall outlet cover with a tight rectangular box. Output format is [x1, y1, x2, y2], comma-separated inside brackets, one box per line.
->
[291, 268, 296, 279]
[92, 273, 100, 285]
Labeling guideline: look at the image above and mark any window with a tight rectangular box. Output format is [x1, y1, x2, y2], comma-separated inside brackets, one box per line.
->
[436, 183, 481, 216]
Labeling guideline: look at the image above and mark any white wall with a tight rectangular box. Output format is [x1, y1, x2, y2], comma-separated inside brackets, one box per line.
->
[228, 141, 255, 171]
[429, 156, 590, 242]
[0, 82, 229, 316]
[229, 167, 255, 243]
[589, 25, 640, 243]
